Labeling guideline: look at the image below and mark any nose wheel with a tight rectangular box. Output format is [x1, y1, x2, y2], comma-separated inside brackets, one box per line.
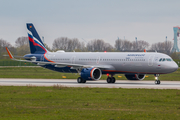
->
[155, 80, 161, 84]
[154, 74, 160, 85]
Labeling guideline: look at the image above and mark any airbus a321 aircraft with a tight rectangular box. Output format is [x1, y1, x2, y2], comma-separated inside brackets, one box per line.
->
[6, 23, 178, 85]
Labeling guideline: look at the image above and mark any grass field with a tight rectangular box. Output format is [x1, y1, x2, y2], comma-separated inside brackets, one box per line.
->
[0, 86, 180, 120]
[0, 67, 180, 81]
[0, 59, 36, 66]
[0, 64, 180, 119]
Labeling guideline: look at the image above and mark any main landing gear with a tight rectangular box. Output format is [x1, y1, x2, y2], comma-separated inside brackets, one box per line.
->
[154, 74, 161, 85]
[77, 77, 86, 83]
[107, 76, 116, 83]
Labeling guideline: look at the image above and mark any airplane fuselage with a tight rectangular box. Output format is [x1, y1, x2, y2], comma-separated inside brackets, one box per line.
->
[25, 51, 178, 75]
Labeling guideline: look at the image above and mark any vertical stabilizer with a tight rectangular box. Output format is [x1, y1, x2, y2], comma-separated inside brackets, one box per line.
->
[27, 23, 47, 54]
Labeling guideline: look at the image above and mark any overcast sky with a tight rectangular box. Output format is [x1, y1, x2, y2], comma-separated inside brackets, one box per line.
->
[0, 0, 180, 48]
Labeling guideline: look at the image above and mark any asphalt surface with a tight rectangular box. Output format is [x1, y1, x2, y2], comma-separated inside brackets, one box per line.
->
[0, 78, 180, 89]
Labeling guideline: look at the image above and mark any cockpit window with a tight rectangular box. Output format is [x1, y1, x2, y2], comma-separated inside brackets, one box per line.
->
[166, 58, 172, 61]
[159, 58, 172, 62]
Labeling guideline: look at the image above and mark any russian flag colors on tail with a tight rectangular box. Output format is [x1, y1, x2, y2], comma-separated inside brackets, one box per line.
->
[27, 23, 48, 54]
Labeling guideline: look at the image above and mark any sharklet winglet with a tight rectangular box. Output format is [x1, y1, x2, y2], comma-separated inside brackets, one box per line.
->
[6, 47, 14, 59]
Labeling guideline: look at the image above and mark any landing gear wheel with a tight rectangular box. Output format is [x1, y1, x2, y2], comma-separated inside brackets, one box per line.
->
[77, 77, 83, 83]
[111, 77, 116, 83]
[82, 79, 86, 83]
[155, 80, 161, 85]
[77, 77, 86, 83]
[107, 77, 112, 83]
[154, 74, 161, 85]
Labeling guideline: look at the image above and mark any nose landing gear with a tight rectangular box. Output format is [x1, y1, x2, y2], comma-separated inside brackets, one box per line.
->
[154, 74, 160, 85]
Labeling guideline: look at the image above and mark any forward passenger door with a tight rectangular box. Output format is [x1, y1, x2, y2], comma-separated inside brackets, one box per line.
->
[148, 55, 155, 66]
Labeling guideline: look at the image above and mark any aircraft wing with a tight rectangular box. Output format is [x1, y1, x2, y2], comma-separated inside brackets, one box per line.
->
[5, 47, 111, 70]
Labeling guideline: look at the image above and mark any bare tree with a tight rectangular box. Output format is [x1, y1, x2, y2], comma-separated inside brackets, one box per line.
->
[164, 41, 173, 55]
[104, 43, 114, 52]
[114, 39, 133, 51]
[132, 40, 149, 51]
[52, 37, 85, 52]
[15, 37, 30, 55]
[87, 39, 113, 52]
[0, 39, 13, 58]
[123, 40, 133, 51]
[114, 39, 124, 51]
[52, 37, 69, 51]
[0, 39, 12, 47]
[15, 37, 29, 47]
[150, 41, 172, 55]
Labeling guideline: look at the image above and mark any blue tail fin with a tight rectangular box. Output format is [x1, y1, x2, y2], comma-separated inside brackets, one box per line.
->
[27, 23, 47, 54]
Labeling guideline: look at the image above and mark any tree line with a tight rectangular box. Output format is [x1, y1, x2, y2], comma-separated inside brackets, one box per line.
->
[0, 36, 178, 59]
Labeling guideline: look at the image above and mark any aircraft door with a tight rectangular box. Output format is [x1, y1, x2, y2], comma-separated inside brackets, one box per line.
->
[148, 55, 155, 66]
[96, 56, 100, 64]
[71, 56, 76, 64]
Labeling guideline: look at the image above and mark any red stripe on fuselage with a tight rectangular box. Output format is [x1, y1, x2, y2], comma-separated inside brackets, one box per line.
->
[44, 54, 55, 63]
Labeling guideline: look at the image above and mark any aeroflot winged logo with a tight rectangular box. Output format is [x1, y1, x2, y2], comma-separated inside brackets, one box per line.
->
[127, 54, 145, 56]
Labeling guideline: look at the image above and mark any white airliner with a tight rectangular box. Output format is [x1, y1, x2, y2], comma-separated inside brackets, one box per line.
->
[6, 23, 178, 84]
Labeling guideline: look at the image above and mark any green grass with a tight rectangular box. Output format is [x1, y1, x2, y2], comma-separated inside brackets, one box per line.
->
[0, 67, 180, 80]
[0, 86, 180, 120]
[0, 59, 36, 66]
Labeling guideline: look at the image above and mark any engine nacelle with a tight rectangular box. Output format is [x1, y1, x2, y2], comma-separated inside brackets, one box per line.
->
[80, 68, 102, 80]
[125, 74, 146, 81]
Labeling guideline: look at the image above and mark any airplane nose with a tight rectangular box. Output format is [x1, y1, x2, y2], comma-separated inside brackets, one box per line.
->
[170, 62, 178, 72]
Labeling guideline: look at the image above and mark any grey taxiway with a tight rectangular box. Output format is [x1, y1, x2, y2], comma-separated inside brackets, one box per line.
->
[0, 78, 180, 89]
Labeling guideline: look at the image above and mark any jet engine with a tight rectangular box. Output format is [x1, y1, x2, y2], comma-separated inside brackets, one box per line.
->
[125, 74, 146, 80]
[80, 68, 102, 80]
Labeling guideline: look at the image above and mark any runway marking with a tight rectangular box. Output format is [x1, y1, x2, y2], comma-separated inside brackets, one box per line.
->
[0, 78, 180, 89]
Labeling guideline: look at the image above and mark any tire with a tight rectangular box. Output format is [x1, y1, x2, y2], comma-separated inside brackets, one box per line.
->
[155, 80, 158, 84]
[77, 77, 82, 83]
[155, 80, 161, 85]
[111, 77, 116, 83]
[82, 79, 86, 83]
[107, 77, 112, 83]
